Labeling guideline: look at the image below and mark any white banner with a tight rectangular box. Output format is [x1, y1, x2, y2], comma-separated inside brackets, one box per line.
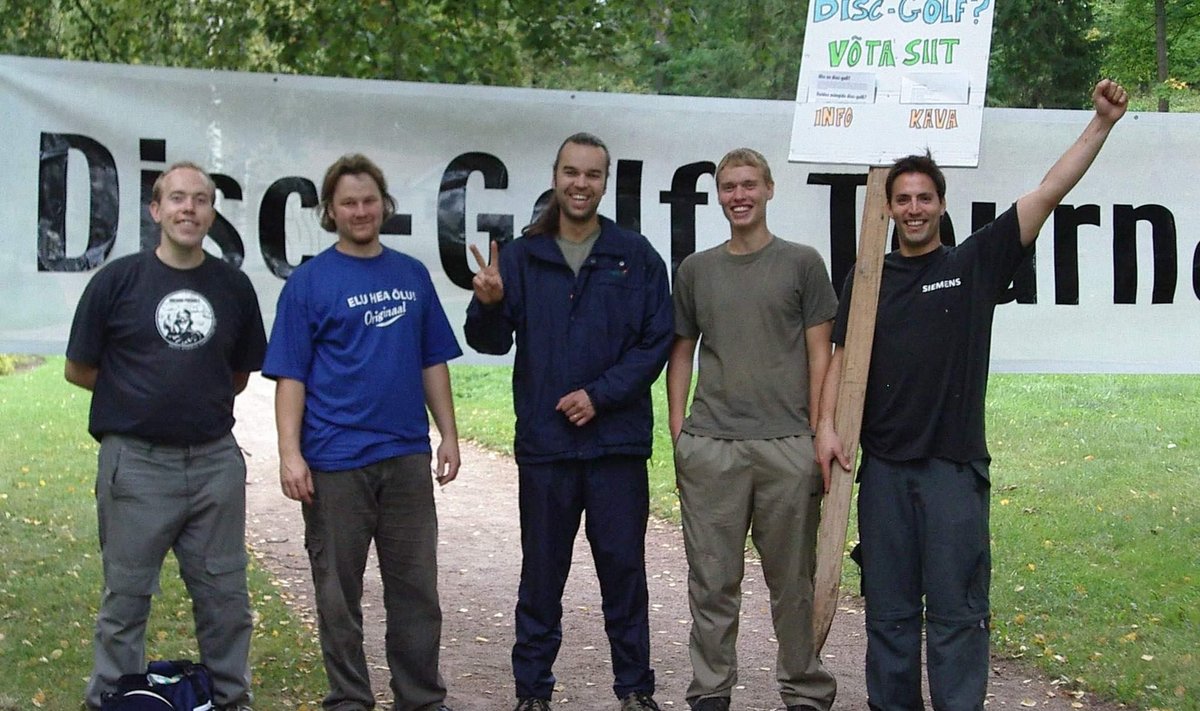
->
[790, 0, 996, 166]
[2, 56, 1198, 372]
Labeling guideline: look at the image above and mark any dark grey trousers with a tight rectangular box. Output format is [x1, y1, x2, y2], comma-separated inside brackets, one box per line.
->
[303, 453, 446, 711]
[86, 433, 252, 710]
[857, 455, 991, 711]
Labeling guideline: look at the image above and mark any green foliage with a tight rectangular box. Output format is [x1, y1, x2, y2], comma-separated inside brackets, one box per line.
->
[1096, 0, 1200, 86]
[987, 0, 1103, 108]
[0, 0, 804, 99]
[0, 0, 656, 89]
[640, 0, 810, 99]
[264, 1, 525, 85]
[0, 360, 326, 710]
[2, 0, 1195, 113]
[1095, 0, 1200, 110]
[0, 0, 287, 72]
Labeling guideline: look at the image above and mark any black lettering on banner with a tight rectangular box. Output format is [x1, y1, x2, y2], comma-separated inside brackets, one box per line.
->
[140, 139, 167, 253]
[209, 173, 246, 268]
[530, 190, 553, 228]
[1112, 204, 1177, 304]
[615, 159, 643, 233]
[977, 202, 1036, 305]
[259, 177, 318, 279]
[1194, 239, 1200, 302]
[806, 172, 866, 290]
[382, 213, 413, 237]
[1052, 204, 1099, 305]
[37, 133, 118, 272]
[439, 152, 511, 290]
[660, 161, 715, 280]
[931, 213, 957, 249]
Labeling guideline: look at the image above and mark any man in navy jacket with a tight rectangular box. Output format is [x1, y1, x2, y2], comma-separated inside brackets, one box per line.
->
[465, 132, 672, 711]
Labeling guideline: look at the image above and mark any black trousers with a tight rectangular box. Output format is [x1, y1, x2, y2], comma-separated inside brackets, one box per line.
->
[511, 455, 655, 701]
[857, 454, 991, 711]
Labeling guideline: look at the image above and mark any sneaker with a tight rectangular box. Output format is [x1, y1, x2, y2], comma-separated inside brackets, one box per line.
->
[514, 698, 551, 711]
[691, 698, 730, 711]
[621, 692, 662, 711]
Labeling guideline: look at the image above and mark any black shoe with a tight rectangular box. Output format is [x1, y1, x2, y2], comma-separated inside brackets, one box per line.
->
[514, 698, 551, 711]
[786, 706, 822, 711]
[691, 698, 730, 711]
[620, 692, 661, 711]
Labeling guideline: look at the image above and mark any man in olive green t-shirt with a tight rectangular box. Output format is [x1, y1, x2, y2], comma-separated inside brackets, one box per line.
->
[666, 148, 837, 711]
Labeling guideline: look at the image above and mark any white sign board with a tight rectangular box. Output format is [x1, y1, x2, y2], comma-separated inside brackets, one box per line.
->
[2, 56, 1199, 373]
[790, 0, 997, 166]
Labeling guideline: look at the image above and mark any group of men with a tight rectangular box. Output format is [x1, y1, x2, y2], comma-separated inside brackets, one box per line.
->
[66, 79, 1127, 711]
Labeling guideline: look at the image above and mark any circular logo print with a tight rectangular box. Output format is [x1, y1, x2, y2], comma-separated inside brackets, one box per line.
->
[156, 290, 216, 349]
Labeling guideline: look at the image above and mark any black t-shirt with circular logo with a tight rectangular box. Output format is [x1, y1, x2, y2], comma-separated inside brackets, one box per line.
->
[67, 250, 266, 445]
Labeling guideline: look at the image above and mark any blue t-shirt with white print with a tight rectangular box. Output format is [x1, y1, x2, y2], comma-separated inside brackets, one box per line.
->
[263, 246, 462, 471]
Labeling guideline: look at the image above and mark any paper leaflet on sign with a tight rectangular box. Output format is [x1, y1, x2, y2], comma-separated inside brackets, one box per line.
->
[790, 0, 996, 167]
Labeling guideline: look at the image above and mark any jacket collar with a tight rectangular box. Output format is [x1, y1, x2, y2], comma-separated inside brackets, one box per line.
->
[524, 215, 625, 262]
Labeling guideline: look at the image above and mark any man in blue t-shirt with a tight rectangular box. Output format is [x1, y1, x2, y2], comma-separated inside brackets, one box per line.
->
[263, 154, 462, 711]
[816, 81, 1129, 710]
[66, 161, 267, 711]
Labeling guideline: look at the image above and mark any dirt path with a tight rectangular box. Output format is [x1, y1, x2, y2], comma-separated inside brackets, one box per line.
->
[233, 375, 1120, 711]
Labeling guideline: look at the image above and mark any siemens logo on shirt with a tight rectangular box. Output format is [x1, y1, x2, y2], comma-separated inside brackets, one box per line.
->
[922, 278, 962, 294]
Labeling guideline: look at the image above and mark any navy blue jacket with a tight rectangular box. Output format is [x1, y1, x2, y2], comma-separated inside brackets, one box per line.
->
[465, 217, 673, 464]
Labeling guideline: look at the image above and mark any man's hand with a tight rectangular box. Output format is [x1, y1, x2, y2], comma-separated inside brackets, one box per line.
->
[434, 438, 461, 486]
[556, 389, 595, 427]
[469, 240, 504, 305]
[1093, 79, 1129, 126]
[814, 420, 851, 495]
[280, 451, 314, 504]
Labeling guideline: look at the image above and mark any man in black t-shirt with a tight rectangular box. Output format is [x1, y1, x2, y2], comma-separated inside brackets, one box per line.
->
[66, 161, 266, 711]
[815, 81, 1128, 710]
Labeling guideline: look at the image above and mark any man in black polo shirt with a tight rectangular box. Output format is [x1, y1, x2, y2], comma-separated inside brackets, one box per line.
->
[66, 161, 266, 711]
[816, 80, 1128, 710]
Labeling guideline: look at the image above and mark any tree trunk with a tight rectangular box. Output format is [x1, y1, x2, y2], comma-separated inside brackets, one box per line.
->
[1156, 0, 1169, 112]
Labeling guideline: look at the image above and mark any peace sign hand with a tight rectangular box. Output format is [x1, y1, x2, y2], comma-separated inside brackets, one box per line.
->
[469, 240, 505, 305]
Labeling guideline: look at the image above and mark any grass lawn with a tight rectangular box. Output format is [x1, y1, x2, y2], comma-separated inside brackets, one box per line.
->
[450, 365, 1199, 711]
[0, 360, 326, 711]
[2, 361, 1195, 710]
[985, 374, 1197, 709]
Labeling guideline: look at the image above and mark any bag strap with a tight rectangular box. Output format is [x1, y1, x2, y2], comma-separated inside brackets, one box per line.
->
[172, 660, 213, 704]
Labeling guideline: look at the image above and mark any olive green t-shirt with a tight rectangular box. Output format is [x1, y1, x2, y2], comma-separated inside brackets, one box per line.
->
[555, 228, 601, 275]
[673, 236, 838, 438]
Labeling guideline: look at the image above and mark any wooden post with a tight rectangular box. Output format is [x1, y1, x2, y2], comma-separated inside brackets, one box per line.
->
[812, 165, 891, 650]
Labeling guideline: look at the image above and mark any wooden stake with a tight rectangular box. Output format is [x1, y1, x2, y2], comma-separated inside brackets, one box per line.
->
[813, 166, 891, 649]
